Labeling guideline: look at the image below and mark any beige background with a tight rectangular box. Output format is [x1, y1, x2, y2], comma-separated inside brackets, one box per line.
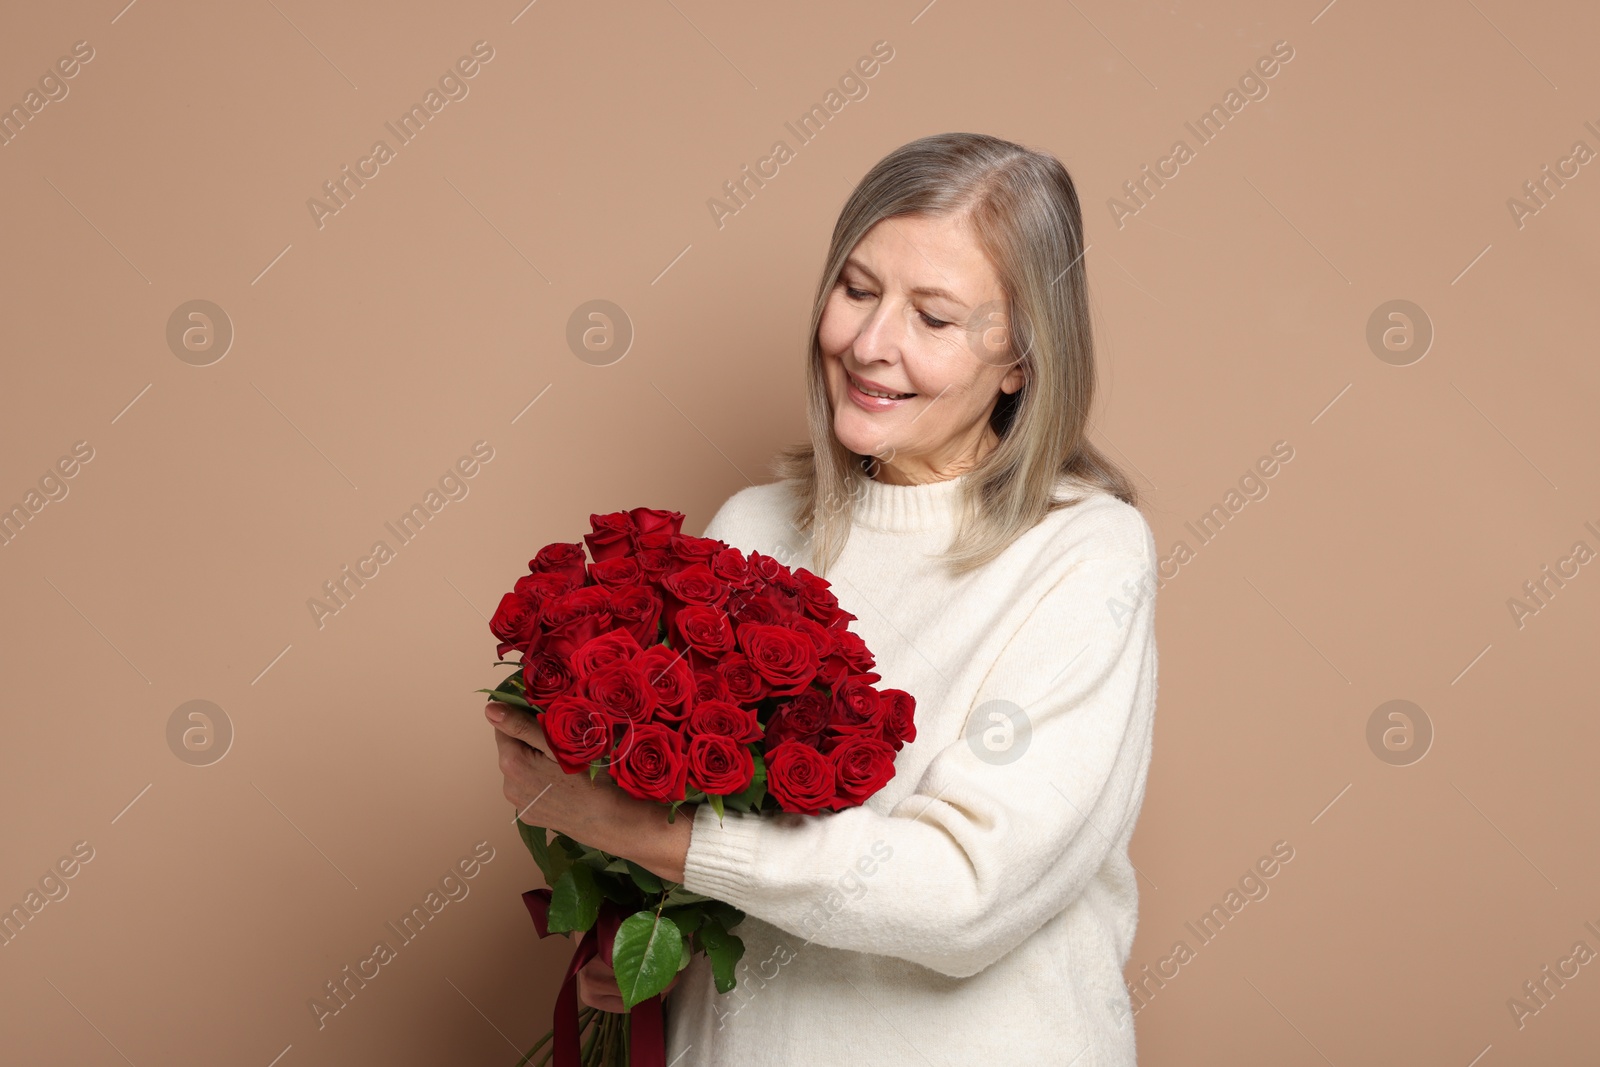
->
[2, 0, 1597, 1063]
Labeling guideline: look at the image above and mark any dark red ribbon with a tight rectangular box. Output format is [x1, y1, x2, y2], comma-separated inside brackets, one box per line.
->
[523, 888, 665, 1067]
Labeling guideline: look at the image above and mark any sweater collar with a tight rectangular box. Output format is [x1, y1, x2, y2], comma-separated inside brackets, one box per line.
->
[852, 469, 972, 532]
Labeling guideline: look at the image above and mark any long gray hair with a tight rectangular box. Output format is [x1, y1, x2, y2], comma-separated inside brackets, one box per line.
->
[772, 131, 1138, 577]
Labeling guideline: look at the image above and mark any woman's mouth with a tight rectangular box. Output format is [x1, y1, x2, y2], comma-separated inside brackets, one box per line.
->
[845, 371, 916, 411]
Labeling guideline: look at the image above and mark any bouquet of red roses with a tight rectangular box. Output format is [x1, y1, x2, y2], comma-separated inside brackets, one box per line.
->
[481, 507, 916, 1067]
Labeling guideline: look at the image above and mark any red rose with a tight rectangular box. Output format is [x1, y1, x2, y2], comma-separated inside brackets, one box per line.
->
[715, 652, 768, 703]
[567, 628, 643, 679]
[515, 569, 581, 604]
[829, 627, 876, 672]
[685, 699, 762, 743]
[537, 612, 610, 664]
[728, 590, 785, 626]
[765, 740, 836, 815]
[637, 530, 677, 553]
[737, 624, 821, 697]
[607, 585, 663, 649]
[675, 604, 734, 656]
[686, 734, 754, 796]
[630, 508, 685, 540]
[693, 668, 732, 705]
[636, 645, 695, 723]
[661, 563, 728, 608]
[584, 513, 635, 561]
[539, 696, 615, 773]
[583, 661, 659, 724]
[823, 734, 897, 806]
[708, 546, 751, 587]
[609, 722, 688, 802]
[878, 688, 917, 749]
[521, 651, 574, 704]
[763, 691, 830, 751]
[588, 555, 642, 589]
[829, 673, 886, 732]
[794, 567, 853, 625]
[668, 534, 724, 565]
[490, 591, 540, 658]
[633, 548, 674, 583]
[542, 586, 612, 628]
[787, 616, 837, 661]
[529, 542, 588, 584]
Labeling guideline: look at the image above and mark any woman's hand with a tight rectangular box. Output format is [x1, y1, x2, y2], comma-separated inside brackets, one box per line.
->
[488, 699, 623, 842]
[573, 942, 682, 1012]
[486, 700, 697, 883]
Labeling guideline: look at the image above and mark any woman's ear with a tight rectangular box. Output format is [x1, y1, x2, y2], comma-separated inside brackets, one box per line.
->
[1000, 363, 1026, 395]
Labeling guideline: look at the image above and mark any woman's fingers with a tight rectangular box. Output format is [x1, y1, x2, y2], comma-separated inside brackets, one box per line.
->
[574, 955, 684, 1012]
[485, 701, 555, 759]
[577, 956, 627, 1012]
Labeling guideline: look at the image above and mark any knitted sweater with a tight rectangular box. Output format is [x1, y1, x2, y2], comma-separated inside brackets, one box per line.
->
[664, 469, 1160, 1066]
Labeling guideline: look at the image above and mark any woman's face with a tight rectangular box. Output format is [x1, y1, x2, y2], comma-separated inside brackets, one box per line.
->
[818, 212, 1025, 483]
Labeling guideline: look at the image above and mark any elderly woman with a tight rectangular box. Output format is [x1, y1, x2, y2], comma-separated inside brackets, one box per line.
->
[489, 131, 1159, 1064]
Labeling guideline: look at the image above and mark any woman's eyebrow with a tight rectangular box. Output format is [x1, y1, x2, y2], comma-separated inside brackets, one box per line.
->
[843, 258, 970, 310]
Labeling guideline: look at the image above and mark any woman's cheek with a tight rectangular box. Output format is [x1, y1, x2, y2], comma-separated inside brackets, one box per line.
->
[817, 294, 862, 353]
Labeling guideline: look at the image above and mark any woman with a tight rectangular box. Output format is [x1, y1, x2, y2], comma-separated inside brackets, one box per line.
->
[489, 131, 1159, 1063]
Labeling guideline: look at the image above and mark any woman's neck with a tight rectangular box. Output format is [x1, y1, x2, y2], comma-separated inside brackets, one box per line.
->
[868, 425, 1001, 485]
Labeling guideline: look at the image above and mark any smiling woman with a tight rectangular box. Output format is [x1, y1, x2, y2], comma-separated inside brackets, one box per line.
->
[650, 132, 1161, 1066]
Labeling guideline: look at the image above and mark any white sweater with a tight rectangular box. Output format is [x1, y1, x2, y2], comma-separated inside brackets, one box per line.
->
[666, 470, 1160, 1066]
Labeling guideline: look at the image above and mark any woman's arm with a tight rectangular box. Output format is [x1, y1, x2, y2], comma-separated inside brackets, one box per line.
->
[679, 553, 1159, 979]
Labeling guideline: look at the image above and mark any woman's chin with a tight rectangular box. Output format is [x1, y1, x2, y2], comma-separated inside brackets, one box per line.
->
[832, 413, 895, 457]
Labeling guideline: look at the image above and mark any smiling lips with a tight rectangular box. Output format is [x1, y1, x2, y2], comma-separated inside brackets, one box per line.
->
[845, 370, 916, 411]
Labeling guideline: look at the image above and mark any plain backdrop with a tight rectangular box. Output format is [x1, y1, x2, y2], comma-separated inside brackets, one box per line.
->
[1, 1, 1597, 1064]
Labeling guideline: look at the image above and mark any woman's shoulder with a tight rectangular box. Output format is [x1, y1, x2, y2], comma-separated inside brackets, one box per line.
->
[1038, 473, 1157, 571]
[699, 479, 801, 547]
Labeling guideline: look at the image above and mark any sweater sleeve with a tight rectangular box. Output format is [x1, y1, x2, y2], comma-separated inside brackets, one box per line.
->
[680, 553, 1158, 979]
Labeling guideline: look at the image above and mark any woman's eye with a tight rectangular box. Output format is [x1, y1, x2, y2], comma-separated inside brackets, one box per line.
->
[841, 283, 947, 328]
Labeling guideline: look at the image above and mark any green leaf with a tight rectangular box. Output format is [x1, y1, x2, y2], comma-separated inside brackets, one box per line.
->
[612, 911, 684, 1011]
[476, 686, 533, 709]
[624, 860, 662, 896]
[707, 793, 725, 820]
[517, 821, 569, 886]
[663, 885, 712, 907]
[706, 900, 745, 932]
[725, 754, 766, 813]
[572, 847, 610, 871]
[595, 872, 639, 907]
[697, 919, 746, 995]
[547, 864, 600, 933]
[661, 905, 706, 937]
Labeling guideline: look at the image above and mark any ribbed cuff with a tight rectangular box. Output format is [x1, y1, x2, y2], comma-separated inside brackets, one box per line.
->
[681, 803, 762, 903]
